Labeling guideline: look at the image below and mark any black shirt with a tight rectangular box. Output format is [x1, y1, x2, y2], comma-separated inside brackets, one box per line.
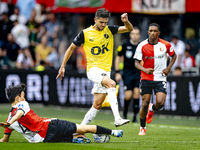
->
[2, 42, 20, 61]
[117, 40, 140, 72]
[0, 19, 13, 42]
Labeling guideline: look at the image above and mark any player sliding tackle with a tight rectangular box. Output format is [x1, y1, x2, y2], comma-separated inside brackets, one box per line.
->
[0, 83, 123, 143]
[56, 8, 133, 127]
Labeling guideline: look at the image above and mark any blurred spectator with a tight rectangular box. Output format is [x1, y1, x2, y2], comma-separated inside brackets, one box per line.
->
[44, 13, 60, 47]
[35, 35, 51, 65]
[16, 48, 34, 69]
[182, 49, 196, 69]
[195, 48, 200, 69]
[26, 9, 39, 33]
[26, 9, 40, 60]
[16, 0, 36, 21]
[11, 19, 30, 49]
[38, 9, 51, 42]
[46, 47, 59, 70]
[7, 0, 14, 17]
[10, 7, 27, 24]
[173, 66, 183, 76]
[35, 3, 46, 24]
[0, 12, 13, 44]
[0, 0, 8, 15]
[76, 45, 87, 73]
[36, 9, 52, 42]
[0, 47, 9, 69]
[42, 7, 51, 25]
[1, 33, 20, 68]
[35, 60, 45, 71]
[37, 24, 46, 43]
[170, 35, 186, 69]
[58, 41, 67, 66]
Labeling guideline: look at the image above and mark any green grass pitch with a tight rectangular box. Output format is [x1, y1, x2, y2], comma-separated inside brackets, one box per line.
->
[0, 104, 200, 150]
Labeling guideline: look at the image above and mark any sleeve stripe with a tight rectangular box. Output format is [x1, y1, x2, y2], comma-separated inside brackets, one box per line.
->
[18, 108, 25, 115]
[4, 132, 11, 135]
[134, 58, 141, 63]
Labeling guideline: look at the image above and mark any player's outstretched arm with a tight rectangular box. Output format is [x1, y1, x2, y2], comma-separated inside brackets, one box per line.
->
[56, 43, 77, 80]
[118, 13, 133, 34]
[135, 59, 154, 74]
[0, 134, 10, 142]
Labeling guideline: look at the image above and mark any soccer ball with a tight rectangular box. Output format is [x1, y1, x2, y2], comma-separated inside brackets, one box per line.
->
[93, 134, 110, 143]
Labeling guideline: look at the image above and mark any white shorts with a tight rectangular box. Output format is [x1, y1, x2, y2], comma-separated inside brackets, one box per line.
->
[87, 67, 110, 94]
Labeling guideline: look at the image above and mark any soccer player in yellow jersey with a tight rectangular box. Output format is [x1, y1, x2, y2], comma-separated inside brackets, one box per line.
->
[56, 8, 133, 127]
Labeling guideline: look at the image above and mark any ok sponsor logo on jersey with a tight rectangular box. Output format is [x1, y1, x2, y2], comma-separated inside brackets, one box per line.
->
[91, 43, 109, 55]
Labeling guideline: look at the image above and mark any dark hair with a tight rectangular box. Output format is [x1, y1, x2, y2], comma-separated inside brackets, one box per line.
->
[149, 23, 160, 31]
[14, 6, 20, 10]
[95, 8, 110, 19]
[175, 66, 182, 71]
[5, 83, 26, 103]
[1, 12, 8, 16]
[171, 35, 179, 39]
[184, 49, 190, 53]
[133, 26, 140, 31]
[40, 60, 45, 65]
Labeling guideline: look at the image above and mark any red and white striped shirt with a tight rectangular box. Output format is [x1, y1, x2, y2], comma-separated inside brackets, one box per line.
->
[4, 101, 51, 143]
[134, 38, 175, 81]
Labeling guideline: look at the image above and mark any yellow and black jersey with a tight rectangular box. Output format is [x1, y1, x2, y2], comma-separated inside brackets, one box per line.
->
[73, 25, 119, 72]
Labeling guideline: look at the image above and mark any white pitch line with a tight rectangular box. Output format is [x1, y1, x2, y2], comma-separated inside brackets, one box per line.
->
[132, 123, 200, 130]
[110, 141, 200, 143]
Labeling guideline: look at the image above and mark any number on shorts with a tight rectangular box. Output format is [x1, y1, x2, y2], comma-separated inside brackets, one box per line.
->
[162, 81, 166, 89]
[18, 122, 30, 133]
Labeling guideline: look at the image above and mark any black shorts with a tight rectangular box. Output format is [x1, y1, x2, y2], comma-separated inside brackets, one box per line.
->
[139, 80, 167, 95]
[122, 69, 140, 91]
[43, 119, 77, 143]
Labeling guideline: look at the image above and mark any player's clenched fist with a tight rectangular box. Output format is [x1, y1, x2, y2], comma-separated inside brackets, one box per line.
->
[144, 68, 154, 74]
[121, 13, 128, 22]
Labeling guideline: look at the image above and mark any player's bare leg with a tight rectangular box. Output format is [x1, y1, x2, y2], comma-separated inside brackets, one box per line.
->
[147, 92, 166, 124]
[93, 93, 107, 109]
[138, 94, 151, 135]
[80, 93, 106, 125]
[154, 92, 166, 110]
[102, 76, 130, 127]
[140, 94, 151, 119]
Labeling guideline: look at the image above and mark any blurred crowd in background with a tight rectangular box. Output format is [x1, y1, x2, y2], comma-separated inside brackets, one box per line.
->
[0, 0, 65, 71]
[0, 0, 200, 76]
